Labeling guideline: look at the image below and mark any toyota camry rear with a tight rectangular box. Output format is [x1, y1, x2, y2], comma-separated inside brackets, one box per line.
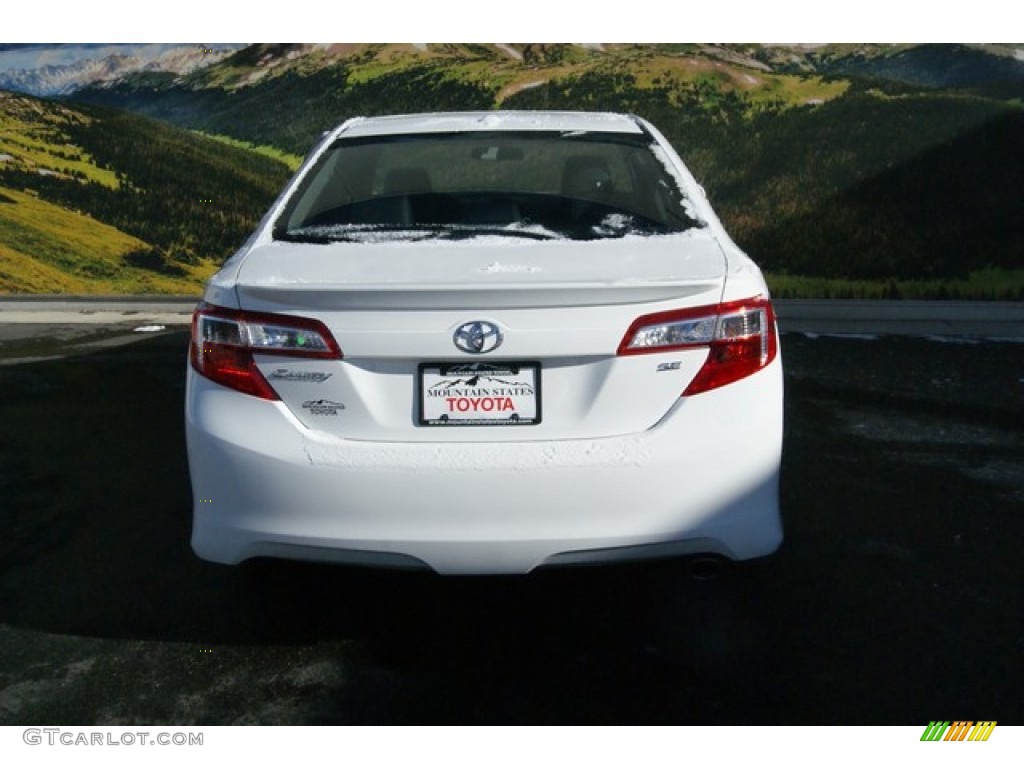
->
[185, 111, 783, 575]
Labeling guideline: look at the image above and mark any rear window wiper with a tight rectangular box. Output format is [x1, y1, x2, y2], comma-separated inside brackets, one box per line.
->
[275, 229, 334, 244]
[436, 225, 559, 241]
[278, 223, 561, 243]
[276, 225, 446, 243]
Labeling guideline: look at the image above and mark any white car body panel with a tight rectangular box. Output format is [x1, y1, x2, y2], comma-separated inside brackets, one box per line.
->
[186, 110, 784, 574]
[233, 231, 726, 309]
[186, 362, 782, 575]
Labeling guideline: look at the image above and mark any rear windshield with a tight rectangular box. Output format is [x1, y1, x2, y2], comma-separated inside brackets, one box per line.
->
[273, 130, 702, 243]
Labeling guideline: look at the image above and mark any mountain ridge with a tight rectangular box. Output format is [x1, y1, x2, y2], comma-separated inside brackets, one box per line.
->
[1, 44, 1022, 297]
[4, 44, 1022, 101]
[0, 44, 242, 97]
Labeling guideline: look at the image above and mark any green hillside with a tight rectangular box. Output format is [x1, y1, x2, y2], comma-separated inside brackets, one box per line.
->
[504, 71, 1024, 297]
[0, 185, 210, 293]
[75, 44, 854, 156]
[0, 94, 118, 187]
[0, 90, 293, 293]
[784, 43, 1024, 89]
[747, 107, 1024, 280]
[4, 44, 1023, 297]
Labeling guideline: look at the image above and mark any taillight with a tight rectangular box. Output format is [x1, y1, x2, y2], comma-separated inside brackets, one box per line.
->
[190, 303, 341, 400]
[618, 297, 777, 396]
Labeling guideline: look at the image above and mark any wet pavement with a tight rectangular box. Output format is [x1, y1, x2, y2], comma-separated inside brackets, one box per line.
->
[0, 329, 1021, 724]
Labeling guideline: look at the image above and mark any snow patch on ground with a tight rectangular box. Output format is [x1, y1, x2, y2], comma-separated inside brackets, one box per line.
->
[0, 310, 190, 326]
[495, 44, 522, 60]
[0, 657, 97, 718]
[133, 324, 166, 333]
[241, 68, 269, 85]
[499, 80, 548, 99]
[839, 410, 1001, 447]
[923, 335, 1023, 345]
[925, 335, 980, 345]
[802, 332, 879, 341]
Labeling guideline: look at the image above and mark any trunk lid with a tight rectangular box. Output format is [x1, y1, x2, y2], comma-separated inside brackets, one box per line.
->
[235, 232, 727, 441]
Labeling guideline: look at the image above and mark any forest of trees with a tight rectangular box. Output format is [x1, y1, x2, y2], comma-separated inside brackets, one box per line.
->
[5, 45, 1021, 297]
[0, 103, 293, 273]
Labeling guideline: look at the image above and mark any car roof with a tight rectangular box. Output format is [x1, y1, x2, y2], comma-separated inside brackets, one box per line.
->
[336, 111, 645, 138]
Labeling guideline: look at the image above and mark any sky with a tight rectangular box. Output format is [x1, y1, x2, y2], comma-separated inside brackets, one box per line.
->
[0, 44, 237, 73]
[3, 2, 1010, 46]
[0, 2, 1011, 89]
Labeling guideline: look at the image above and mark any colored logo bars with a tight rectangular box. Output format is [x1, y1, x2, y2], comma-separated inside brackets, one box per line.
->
[920, 721, 997, 741]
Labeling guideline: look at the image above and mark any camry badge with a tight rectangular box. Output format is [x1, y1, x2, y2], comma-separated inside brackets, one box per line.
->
[453, 321, 503, 354]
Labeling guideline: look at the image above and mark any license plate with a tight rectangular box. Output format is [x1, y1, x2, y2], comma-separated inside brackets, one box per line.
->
[419, 362, 541, 426]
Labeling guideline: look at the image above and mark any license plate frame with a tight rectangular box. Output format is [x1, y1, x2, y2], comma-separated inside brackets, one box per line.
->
[418, 361, 541, 426]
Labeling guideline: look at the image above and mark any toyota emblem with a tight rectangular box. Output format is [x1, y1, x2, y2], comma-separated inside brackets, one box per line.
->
[453, 321, 503, 354]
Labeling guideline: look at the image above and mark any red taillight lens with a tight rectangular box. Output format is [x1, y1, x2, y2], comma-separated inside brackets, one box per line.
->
[618, 297, 778, 396]
[190, 303, 342, 400]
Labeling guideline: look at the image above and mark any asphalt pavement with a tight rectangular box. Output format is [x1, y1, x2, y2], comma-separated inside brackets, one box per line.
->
[0, 303, 1021, 724]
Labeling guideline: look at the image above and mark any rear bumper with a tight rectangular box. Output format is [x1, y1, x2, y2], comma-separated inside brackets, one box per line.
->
[186, 361, 783, 575]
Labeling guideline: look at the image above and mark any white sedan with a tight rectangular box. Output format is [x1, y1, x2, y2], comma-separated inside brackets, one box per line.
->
[186, 111, 783, 575]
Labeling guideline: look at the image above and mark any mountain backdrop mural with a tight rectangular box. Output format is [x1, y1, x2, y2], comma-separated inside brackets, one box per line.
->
[1, 43, 1022, 297]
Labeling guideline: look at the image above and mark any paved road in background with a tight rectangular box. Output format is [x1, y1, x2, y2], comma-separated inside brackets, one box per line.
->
[2, 297, 1023, 349]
